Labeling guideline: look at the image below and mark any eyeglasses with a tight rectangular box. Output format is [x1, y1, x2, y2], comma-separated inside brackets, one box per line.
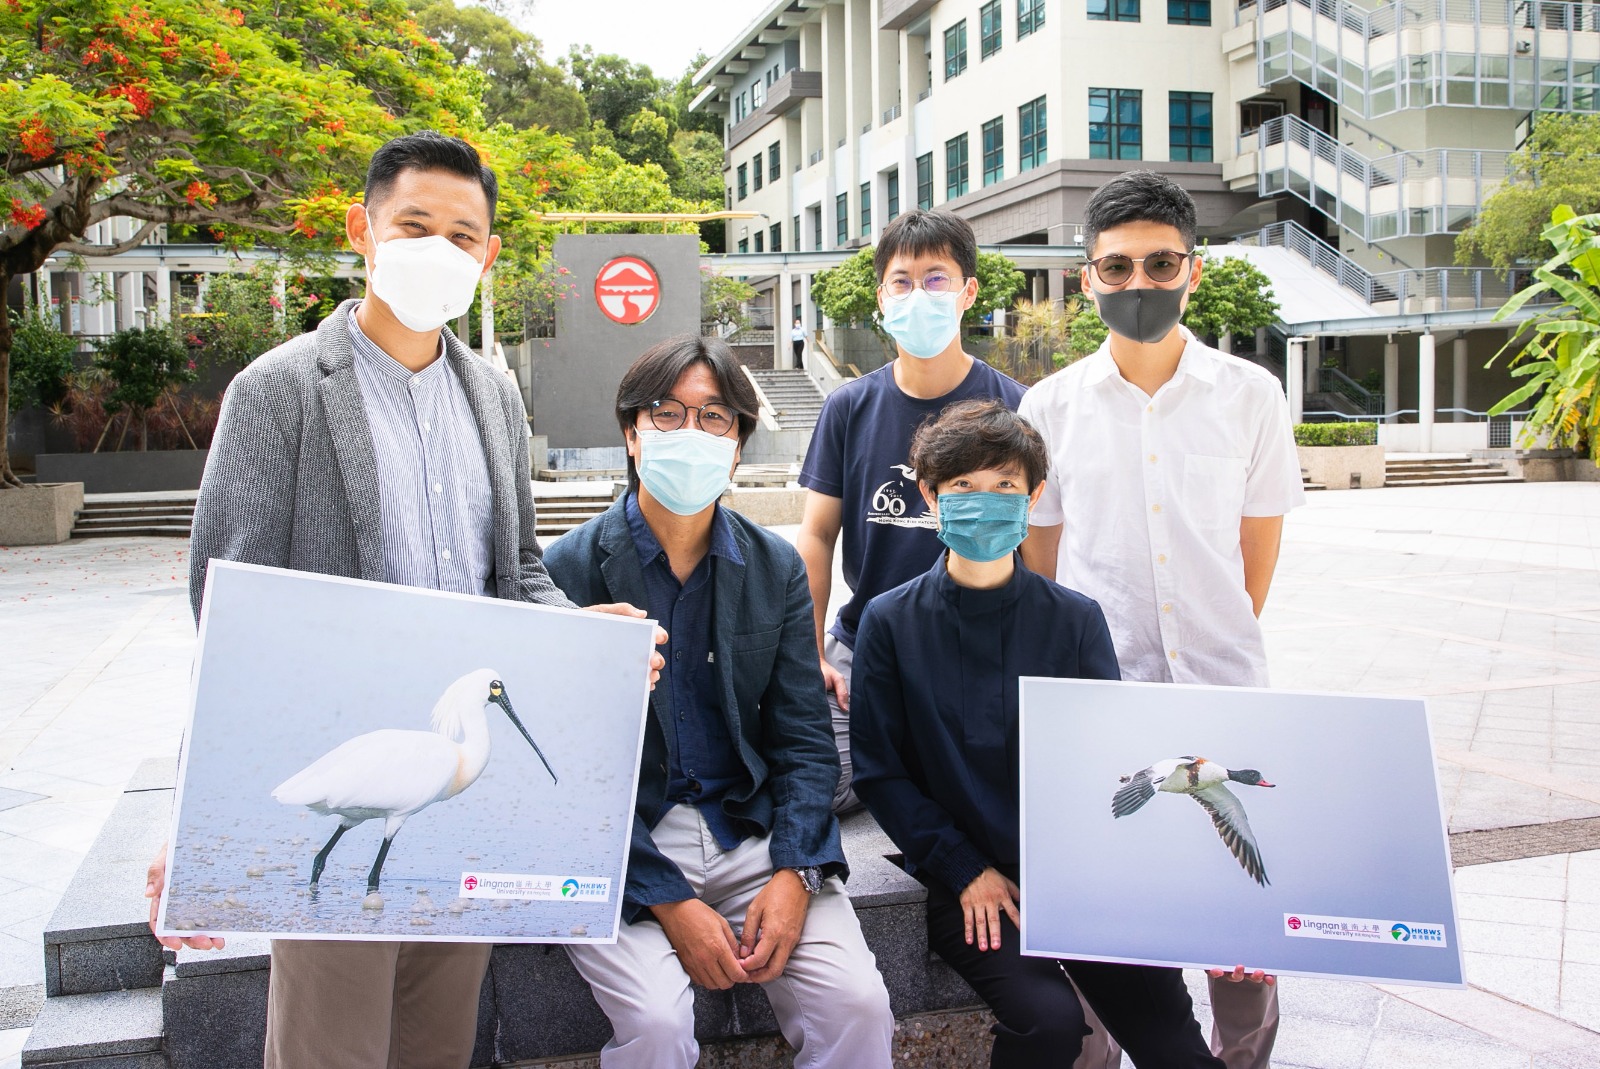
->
[646, 398, 738, 437]
[1086, 250, 1195, 286]
[878, 273, 964, 301]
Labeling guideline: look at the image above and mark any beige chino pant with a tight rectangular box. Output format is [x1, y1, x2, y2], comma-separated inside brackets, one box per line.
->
[264, 938, 491, 1069]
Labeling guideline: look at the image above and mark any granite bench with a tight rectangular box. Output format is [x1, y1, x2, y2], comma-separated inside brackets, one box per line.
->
[25, 760, 990, 1068]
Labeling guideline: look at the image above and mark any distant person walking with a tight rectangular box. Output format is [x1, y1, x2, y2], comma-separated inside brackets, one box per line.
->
[791, 317, 806, 363]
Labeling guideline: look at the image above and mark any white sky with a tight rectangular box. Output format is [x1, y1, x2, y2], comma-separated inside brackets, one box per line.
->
[519, 0, 773, 80]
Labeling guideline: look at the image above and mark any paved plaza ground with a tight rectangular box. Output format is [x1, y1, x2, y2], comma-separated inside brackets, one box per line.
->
[2, 481, 1600, 1067]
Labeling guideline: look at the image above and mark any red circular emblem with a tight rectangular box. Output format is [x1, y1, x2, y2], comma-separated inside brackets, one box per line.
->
[1286, 916, 1301, 930]
[463, 875, 478, 891]
[595, 256, 661, 325]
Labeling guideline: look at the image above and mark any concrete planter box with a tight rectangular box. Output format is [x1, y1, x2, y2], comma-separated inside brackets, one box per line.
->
[0, 482, 84, 545]
[35, 449, 209, 494]
[1297, 444, 1385, 490]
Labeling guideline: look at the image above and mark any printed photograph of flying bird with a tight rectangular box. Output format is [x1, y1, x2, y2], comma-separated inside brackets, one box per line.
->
[272, 669, 558, 896]
[1111, 756, 1276, 886]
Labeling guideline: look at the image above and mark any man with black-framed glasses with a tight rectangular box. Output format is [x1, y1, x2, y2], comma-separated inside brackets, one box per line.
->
[797, 209, 1026, 812]
[1019, 170, 1304, 1069]
[544, 334, 894, 1069]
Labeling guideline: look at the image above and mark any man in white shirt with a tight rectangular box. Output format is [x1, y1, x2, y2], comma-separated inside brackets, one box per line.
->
[1019, 170, 1305, 1069]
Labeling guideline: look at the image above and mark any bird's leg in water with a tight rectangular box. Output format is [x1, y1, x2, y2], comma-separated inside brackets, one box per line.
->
[366, 837, 394, 895]
[309, 824, 349, 887]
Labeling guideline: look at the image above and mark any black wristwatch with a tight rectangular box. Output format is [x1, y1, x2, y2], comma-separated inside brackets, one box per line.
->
[790, 866, 824, 895]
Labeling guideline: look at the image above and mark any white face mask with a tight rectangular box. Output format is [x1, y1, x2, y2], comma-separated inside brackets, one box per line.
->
[367, 233, 485, 333]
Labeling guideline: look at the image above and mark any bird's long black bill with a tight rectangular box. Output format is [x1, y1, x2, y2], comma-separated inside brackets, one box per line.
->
[499, 698, 559, 784]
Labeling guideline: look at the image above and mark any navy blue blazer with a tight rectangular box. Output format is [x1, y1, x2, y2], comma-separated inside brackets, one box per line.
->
[544, 497, 846, 922]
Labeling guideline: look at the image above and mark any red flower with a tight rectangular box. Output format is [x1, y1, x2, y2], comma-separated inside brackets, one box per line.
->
[106, 80, 155, 118]
[8, 199, 47, 230]
[18, 119, 55, 161]
[184, 180, 217, 208]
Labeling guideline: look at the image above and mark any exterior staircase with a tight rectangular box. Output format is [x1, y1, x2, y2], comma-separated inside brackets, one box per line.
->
[72, 493, 196, 539]
[531, 489, 614, 539]
[749, 369, 825, 432]
[1384, 454, 1523, 487]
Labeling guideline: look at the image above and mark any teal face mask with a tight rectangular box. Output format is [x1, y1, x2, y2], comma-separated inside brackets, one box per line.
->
[635, 428, 737, 516]
[935, 491, 1031, 563]
[880, 289, 962, 359]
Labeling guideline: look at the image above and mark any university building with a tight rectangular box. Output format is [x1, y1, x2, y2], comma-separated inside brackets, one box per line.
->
[690, 0, 1600, 449]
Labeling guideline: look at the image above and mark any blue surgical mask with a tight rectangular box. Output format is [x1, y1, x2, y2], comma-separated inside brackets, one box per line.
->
[935, 491, 1031, 563]
[880, 289, 962, 359]
[635, 428, 738, 516]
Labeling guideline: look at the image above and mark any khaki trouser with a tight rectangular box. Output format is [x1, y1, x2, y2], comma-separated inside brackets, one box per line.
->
[823, 634, 859, 813]
[264, 939, 492, 1069]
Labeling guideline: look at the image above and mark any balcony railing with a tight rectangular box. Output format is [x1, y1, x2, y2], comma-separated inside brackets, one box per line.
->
[882, 103, 903, 124]
[724, 70, 822, 153]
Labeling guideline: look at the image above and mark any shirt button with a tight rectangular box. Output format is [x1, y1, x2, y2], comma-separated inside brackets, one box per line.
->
[1168, 649, 1178, 660]
[1148, 454, 1158, 463]
[408, 379, 419, 390]
[424, 421, 431, 432]
[1157, 554, 1168, 564]
[1162, 602, 1173, 613]
[432, 482, 442, 494]
[1151, 504, 1162, 514]
[442, 548, 452, 560]
[674, 651, 682, 661]
[1146, 404, 1154, 413]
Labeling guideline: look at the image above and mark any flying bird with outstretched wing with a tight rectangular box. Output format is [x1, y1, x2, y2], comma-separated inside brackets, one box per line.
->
[1112, 756, 1275, 886]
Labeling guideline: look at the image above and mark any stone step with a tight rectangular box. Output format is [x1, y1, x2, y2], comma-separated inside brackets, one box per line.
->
[74, 525, 193, 539]
[22, 987, 165, 1068]
[75, 514, 193, 528]
[1382, 475, 1526, 487]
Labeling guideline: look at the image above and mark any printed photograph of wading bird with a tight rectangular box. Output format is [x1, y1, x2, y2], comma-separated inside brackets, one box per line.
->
[1112, 756, 1275, 885]
[272, 669, 559, 901]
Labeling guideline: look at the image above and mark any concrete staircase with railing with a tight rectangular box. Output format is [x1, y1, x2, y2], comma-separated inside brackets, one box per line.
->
[72, 494, 196, 540]
[1384, 454, 1523, 487]
[748, 369, 825, 432]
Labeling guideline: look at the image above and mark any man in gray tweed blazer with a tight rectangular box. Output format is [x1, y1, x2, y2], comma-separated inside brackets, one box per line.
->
[144, 131, 660, 1069]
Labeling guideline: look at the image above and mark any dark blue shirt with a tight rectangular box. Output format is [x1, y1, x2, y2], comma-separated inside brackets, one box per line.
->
[849, 556, 1121, 895]
[625, 493, 748, 850]
[798, 359, 1026, 649]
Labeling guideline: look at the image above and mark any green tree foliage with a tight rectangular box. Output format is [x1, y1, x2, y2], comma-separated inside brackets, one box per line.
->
[408, 0, 588, 135]
[1183, 254, 1281, 340]
[7, 306, 77, 412]
[565, 46, 663, 134]
[92, 325, 196, 451]
[972, 251, 1026, 324]
[700, 267, 757, 327]
[1487, 206, 1600, 464]
[1457, 114, 1600, 272]
[667, 52, 722, 138]
[1294, 422, 1377, 446]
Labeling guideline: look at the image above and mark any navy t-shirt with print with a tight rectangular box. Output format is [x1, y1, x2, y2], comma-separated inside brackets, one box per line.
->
[799, 358, 1026, 649]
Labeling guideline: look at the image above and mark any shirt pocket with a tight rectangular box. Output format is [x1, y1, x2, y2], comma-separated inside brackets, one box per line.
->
[1182, 454, 1248, 542]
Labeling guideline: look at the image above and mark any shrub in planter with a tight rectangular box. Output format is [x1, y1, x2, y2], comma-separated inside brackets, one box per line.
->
[90, 327, 199, 452]
[1295, 422, 1377, 447]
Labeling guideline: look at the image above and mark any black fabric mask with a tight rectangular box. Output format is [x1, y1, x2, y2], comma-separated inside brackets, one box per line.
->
[1092, 283, 1188, 344]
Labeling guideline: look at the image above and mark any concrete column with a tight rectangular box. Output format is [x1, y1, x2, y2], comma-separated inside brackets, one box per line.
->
[1383, 339, 1399, 420]
[456, 313, 471, 345]
[480, 268, 495, 363]
[1304, 336, 1319, 395]
[1219, 331, 1233, 356]
[155, 268, 171, 325]
[1286, 336, 1306, 426]
[776, 269, 793, 368]
[1452, 336, 1469, 423]
[1418, 332, 1436, 453]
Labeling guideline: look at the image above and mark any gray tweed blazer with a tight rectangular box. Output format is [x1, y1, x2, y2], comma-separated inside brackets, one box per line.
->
[188, 299, 574, 621]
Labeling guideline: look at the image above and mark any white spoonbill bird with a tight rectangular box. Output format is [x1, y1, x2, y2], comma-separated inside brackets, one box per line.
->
[1111, 756, 1275, 886]
[272, 669, 557, 894]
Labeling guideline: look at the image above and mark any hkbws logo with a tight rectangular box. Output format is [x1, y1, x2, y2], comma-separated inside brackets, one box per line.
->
[1391, 922, 1447, 945]
[562, 879, 579, 898]
[595, 257, 660, 325]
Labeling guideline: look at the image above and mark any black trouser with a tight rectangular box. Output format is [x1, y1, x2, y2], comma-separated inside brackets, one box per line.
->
[793, 339, 805, 361]
[925, 883, 1223, 1069]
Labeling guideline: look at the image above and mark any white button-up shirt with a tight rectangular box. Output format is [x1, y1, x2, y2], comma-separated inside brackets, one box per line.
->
[1019, 329, 1305, 687]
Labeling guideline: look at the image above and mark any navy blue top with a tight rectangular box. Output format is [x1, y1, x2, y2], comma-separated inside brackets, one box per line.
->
[798, 359, 1025, 649]
[850, 556, 1121, 895]
[625, 493, 748, 850]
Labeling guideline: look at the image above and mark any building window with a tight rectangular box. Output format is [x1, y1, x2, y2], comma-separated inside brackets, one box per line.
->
[860, 182, 872, 236]
[738, 238, 749, 253]
[916, 153, 934, 209]
[1089, 88, 1142, 159]
[1019, 96, 1047, 171]
[771, 223, 782, 252]
[754, 231, 765, 253]
[737, 164, 748, 200]
[794, 215, 801, 249]
[768, 142, 781, 182]
[836, 193, 848, 245]
[752, 80, 764, 109]
[1168, 0, 1211, 23]
[980, 1, 1003, 59]
[887, 169, 901, 220]
[1018, 0, 1045, 37]
[1239, 98, 1285, 136]
[736, 91, 748, 122]
[1088, 0, 1140, 20]
[945, 133, 970, 199]
[753, 154, 763, 191]
[981, 117, 1004, 186]
[812, 207, 822, 250]
[1169, 91, 1213, 162]
[944, 20, 968, 80]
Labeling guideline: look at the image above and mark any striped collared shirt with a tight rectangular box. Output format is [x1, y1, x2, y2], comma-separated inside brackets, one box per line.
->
[348, 305, 495, 595]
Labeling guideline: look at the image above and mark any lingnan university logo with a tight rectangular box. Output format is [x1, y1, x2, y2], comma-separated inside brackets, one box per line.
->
[595, 256, 661, 325]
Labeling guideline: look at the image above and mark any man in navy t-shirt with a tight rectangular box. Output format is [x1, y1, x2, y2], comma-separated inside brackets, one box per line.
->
[796, 209, 1025, 811]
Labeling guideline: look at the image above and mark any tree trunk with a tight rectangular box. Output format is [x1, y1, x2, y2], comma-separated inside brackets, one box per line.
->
[0, 269, 21, 488]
